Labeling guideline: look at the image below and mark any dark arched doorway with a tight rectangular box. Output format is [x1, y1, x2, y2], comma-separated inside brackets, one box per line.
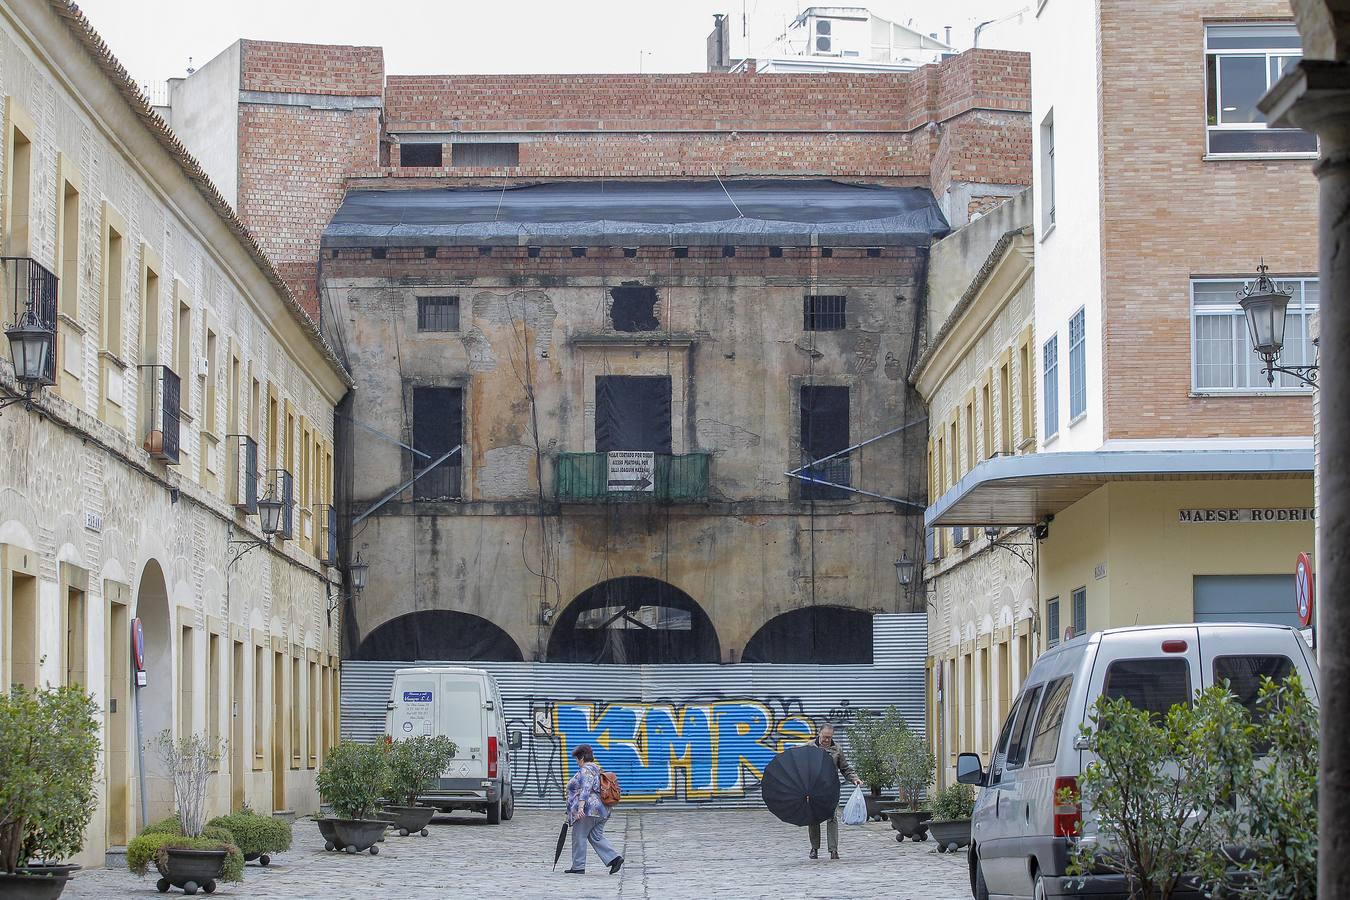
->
[547, 577, 720, 664]
[742, 606, 874, 664]
[355, 610, 524, 661]
[134, 558, 173, 828]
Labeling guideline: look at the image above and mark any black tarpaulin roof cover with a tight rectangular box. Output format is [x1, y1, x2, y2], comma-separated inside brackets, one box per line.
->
[322, 179, 949, 247]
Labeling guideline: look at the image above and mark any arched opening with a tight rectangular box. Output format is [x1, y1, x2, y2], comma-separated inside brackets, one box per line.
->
[134, 558, 173, 828]
[355, 610, 524, 662]
[546, 577, 720, 664]
[741, 606, 874, 664]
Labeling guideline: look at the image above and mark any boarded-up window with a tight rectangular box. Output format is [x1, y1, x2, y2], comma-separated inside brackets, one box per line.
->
[412, 387, 462, 500]
[417, 296, 459, 332]
[799, 385, 849, 500]
[609, 285, 659, 332]
[451, 142, 520, 167]
[595, 376, 671, 454]
[399, 143, 443, 167]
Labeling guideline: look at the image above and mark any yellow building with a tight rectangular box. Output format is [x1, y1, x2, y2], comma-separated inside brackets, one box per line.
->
[0, 0, 349, 865]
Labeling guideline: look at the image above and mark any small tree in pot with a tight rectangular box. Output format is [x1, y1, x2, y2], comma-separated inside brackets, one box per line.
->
[0, 684, 100, 900]
[316, 742, 391, 854]
[926, 783, 976, 853]
[879, 720, 935, 842]
[383, 736, 457, 837]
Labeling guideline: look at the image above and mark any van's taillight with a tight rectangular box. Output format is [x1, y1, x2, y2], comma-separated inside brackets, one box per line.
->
[488, 736, 498, 779]
[1053, 776, 1081, 837]
[1162, 640, 1188, 653]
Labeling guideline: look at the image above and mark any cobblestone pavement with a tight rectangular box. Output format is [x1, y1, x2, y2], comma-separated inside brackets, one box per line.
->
[65, 810, 972, 900]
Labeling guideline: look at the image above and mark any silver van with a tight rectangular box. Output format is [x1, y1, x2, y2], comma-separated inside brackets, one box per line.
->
[956, 623, 1318, 900]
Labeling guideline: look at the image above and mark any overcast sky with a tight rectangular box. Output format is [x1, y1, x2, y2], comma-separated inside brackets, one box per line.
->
[72, 0, 1033, 94]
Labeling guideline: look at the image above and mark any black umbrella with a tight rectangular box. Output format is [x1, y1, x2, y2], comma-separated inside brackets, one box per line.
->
[761, 744, 841, 827]
[553, 821, 569, 870]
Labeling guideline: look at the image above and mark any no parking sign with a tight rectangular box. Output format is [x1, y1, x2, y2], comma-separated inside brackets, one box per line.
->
[1296, 552, 1314, 628]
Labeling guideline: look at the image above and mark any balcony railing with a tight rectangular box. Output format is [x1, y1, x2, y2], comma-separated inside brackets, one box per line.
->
[797, 456, 851, 501]
[270, 469, 295, 539]
[3, 256, 58, 386]
[315, 504, 338, 564]
[139, 365, 181, 464]
[228, 435, 259, 512]
[412, 461, 462, 501]
[555, 451, 710, 503]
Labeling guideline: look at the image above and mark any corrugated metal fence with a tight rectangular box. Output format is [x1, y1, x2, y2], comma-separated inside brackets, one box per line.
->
[341, 613, 926, 810]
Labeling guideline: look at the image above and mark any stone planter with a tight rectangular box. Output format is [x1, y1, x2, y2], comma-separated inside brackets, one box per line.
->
[155, 847, 226, 895]
[384, 805, 437, 837]
[330, 819, 387, 855]
[884, 809, 930, 842]
[317, 817, 345, 852]
[242, 852, 273, 867]
[0, 868, 73, 900]
[926, 818, 972, 853]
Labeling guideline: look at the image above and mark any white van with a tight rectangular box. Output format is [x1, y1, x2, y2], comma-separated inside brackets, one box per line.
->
[957, 623, 1318, 900]
[385, 666, 520, 824]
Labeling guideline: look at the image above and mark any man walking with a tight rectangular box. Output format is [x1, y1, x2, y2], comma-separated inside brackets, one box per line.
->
[809, 724, 862, 860]
[564, 744, 624, 875]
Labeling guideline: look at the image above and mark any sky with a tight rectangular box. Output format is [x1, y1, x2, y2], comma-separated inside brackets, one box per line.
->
[71, 0, 1034, 97]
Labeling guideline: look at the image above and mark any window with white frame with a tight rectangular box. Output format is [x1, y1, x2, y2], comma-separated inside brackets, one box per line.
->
[1192, 276, 1318, 392]
[1068, 308, 1086, 421]
[1042, 336, 1059, 439]
[1205, 23, 1317, 156]
[1040, 112, 1055, 232]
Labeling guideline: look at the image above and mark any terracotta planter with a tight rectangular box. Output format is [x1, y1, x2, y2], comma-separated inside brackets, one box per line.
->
[925, 818, 972, 853]
[0, 868, 73, 900]
[330, 819, 387, 855]
[384, 805, 436, 837]
[884, 809, 931, 842]
[155, 847, 226, 895]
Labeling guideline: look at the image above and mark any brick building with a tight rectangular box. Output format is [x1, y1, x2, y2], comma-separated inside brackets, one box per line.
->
[922, 0, 1318, 795]
[159, 43, 1031, 678]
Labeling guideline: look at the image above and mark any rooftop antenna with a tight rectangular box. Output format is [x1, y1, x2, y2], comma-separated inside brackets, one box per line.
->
[185, 56, 195, 75]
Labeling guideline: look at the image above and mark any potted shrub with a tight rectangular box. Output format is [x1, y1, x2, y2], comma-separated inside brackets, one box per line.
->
[887, 726, 937, 842]
[0, 684, 100, 900]
[315, 742, 391, 855]
[846, 709, 896, 822]
[126, 732, 242, 895]
[382, 736, 457, 837]
[925, 783, 976, 853]
[207, 808, 291, 866]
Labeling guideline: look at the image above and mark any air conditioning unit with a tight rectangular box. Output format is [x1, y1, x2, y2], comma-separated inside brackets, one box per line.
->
[815, 19, 832, 53]
[197, 357, 209, 377]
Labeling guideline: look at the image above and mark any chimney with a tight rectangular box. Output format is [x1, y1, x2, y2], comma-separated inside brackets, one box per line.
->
[944, 25, 952, 46]
[707, 13, 732, 72]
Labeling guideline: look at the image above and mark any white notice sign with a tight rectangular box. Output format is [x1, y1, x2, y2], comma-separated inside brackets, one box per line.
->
[607, 451, 655, 492]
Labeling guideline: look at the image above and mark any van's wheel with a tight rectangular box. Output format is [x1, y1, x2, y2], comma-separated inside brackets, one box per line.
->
[502, 791, 515, 821]
[1033, 874, 1047, 900]
[486, 797, 502, 825]
[972, 848, 990, 900]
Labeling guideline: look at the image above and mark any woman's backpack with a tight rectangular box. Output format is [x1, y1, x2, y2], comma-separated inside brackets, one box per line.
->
[599, 770, 622, 806]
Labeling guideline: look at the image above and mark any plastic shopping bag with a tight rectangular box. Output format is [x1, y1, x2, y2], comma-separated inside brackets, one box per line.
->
[842, 784, 868, 826]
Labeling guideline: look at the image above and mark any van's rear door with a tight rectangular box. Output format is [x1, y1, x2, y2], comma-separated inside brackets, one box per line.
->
[389, 674, 437, 739]
[437, 676, 487, 780]
[1196, 624, 1319, 706]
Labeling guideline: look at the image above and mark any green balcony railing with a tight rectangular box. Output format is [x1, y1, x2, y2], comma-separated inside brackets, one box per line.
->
[555, 452, 711, 502]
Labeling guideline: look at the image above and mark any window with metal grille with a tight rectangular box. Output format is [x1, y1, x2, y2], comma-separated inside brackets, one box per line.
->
[411, 386, 463, 500]
[1069, 308, 1086, 420]
[1046, 597, 1060, 647]
[1072, 587, 1087, 639]
[399, 143, 443, 167]
[417, 297, 460, 332]
[804, 295, 846, 331]
[451, 142, 520, 167]
[799, 385, 849, 500]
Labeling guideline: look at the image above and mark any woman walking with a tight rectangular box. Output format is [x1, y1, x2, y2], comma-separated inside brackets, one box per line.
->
[563, 744, 624, 875]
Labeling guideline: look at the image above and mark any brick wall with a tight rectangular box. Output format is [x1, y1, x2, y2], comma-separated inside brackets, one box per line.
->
[1097, 0, 1318, 439]
[240, 39, 383, 95]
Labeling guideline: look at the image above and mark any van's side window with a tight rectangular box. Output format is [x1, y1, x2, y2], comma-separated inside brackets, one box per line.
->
[1214, 655, 1295, 720]
[1103, 658, 1191, 719]
[988, 695, 1023, 785]
[1027, 676, 1073, 766]
[1004, 684, 1043, 770]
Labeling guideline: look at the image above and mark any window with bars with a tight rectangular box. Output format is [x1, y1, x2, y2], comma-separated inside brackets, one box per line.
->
[1204, 24, 1316, 156]
[1046, 598, 1060, 647]
[1068, 308, 1086, 420]
[1072, 587, 1087, 639]
[417, 296, 460, 332]
[1192, 276, 1318, 392]
[799, 385, 850, 500]
[803, 295, 846, 331]
[411, 386, 463, 500]
[451, 142, 520, 167]
[1043, 336, 1059, 438]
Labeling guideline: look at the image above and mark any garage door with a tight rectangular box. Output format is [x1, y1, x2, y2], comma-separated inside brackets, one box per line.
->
[1193, 574, 1299, 626]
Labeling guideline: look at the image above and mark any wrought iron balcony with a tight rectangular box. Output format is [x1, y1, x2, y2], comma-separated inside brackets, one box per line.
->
[3, 256, 58, 387]
[555, 451, 710, 503]
[270, 469, 295, 539]
[228, 435, 259, 512]
[315, 504, 338, 564]
[139, 365, 181, 464]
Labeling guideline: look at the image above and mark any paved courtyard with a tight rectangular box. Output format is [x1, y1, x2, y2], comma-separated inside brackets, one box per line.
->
[65, 810, 971, 899]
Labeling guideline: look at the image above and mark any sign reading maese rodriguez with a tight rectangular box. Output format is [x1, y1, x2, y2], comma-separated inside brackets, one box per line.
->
[1178, 507, 1316, 523]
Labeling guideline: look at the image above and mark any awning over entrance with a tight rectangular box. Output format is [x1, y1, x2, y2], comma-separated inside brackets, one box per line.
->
[925, 448, 1314, 528]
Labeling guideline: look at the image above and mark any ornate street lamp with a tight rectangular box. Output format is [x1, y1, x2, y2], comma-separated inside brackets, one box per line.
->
[2, 298, 55, 409]
[894, 553, 915, 586]
[256, 491, 284, 537]
[1238, 263, 1317, 387]
[348, 553, 369, 592]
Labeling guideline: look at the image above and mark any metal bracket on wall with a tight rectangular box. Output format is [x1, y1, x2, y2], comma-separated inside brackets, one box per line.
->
[985, 531, 1035, 569]
[783, 417, 929, 511]
[351, 445, 462, 527]
[336, 411, 432, 459]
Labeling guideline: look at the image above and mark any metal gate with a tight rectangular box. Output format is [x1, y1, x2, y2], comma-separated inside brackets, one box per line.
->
[341, 613, 926, 810]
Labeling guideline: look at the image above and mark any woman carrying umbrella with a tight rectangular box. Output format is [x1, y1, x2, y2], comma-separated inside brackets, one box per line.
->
[562, 744, 623, 875]
[808, 724, 861, 859]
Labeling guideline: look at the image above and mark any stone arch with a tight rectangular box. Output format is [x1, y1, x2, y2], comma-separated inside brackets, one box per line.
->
[133, 557, 175, 824]
[546, 576, 720, 664]
[355, 610, 525, 662]
[741, 606, 874, 664]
